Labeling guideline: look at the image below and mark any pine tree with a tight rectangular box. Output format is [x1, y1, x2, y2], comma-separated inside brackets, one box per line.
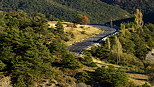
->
[55, 21, 64, 33]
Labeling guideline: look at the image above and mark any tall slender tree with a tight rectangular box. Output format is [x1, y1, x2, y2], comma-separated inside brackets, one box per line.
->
[107, 38, 111, 50]
[120, 23, 126, 35]
[111, 36, 123, 64]
[134, 9, 144, 28]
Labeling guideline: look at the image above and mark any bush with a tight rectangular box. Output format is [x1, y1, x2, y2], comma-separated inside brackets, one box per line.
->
[74, 66, 128, 87]
[142, 83, 151, 87]
[80, 51, 97, 67]
[80, 31, 85, 34]
[0, 60, 6, 71]
[92, 67, 128, 87]
[66, 23, 77, 28]
[71, 33, 75, 38]
[75, 71, 91, 83]
[64, 37, 69, 42]
[62, 53, 82, 69]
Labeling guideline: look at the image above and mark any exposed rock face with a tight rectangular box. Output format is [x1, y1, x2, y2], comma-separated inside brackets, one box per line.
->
[0, 76, 12, 87]
[145, 49, 154, 61]
[72, 83, 91, 87]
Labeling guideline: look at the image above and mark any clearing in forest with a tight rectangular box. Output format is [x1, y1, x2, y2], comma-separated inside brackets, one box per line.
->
[48, 21, 103, 46]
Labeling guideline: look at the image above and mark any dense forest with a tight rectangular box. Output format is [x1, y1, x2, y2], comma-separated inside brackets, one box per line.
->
[0, 10, 82, 86]
[0, 9, 154, 87]
[0, 0, 130, 24]
[100, 0, 154, 23]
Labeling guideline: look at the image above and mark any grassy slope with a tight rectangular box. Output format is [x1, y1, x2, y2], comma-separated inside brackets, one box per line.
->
[48, 21, 103, 46]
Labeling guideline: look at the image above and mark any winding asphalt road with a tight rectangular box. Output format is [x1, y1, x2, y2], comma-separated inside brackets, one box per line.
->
[68, 24, 119, 54]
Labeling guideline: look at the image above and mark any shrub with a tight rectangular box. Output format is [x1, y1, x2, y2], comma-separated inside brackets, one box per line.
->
[80, 31, 85, 34]
[142, 83, 151, 87]
[80, 51, 97, 67]
[62, 53, 82, 69]
[92, 67, 128, 87]
[71, 33, 75, 38]
[0, 60, 6, 71]
[66, 23, 77, 28]
[75, 71, 91, 83]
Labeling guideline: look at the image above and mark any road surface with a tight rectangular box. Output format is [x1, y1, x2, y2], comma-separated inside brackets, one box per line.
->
[68, 24, 118, 54]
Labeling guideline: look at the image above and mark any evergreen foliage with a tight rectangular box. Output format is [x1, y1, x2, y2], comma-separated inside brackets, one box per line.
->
[75, 14, 90, 24]
[100, 0, 154, 23]
[0, 10, 81, 86]
[90, 14, 154, 71]
[55, 21, 64, 33]
[0, 0, 130, 24]
[0, 60, 6, 71]
[75, 66, 128, 87]
[92, 67, 128, 87]
[134, 9, 144, 28]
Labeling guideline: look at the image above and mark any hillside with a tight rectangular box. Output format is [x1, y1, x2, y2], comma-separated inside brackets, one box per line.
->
[100, 0, 154, 23]
[48, 21, 103, 46]
[0, 0, 130, 24]
[0, 10, 154, 87]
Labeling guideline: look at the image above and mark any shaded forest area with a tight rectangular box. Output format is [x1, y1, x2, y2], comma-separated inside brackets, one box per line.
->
[100, 0, 154, 23]
[0, 0, 130, 24]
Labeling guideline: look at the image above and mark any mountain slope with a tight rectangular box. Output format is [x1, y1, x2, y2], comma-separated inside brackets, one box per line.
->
[100, 0, 154, 23]
[0, 0, 130, 24]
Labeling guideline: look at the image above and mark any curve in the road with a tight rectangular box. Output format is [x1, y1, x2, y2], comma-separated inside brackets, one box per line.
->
[68, 24, 119, 54]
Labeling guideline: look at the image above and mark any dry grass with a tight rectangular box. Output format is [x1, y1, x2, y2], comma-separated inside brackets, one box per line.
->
[92, 57, 121, 68]
[48, 21, 103, 46]
[129, 73, 149, 80]
[129, 78, 150, 86]
[128, 73, 150, 86]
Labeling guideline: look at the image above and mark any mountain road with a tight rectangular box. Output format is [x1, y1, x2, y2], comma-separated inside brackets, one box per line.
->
[68, 24, 119, 54]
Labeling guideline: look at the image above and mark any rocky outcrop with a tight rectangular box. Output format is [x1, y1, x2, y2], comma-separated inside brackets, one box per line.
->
[71, 83, 91, 87]
[145, 49, 154, 61]
[0, 75, 12, 87]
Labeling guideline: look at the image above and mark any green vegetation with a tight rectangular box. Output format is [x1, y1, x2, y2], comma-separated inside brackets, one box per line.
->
[55, 21, 64, 33]
[0, 0, 130, 24]
[75, 66, 128, 87]
[100, 0, 154, 23]
[91, 21, 154, 68]
[0, 8, 154, 86]
[0, 10, 83, 87]
[75, 14, 90, 24]
[48, 21, 103, 46]
[88, 11, 154, 86]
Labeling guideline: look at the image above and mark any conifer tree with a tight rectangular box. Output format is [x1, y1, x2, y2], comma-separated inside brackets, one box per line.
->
[134, 9, 144, 28]
[55, 21, 64, 33]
